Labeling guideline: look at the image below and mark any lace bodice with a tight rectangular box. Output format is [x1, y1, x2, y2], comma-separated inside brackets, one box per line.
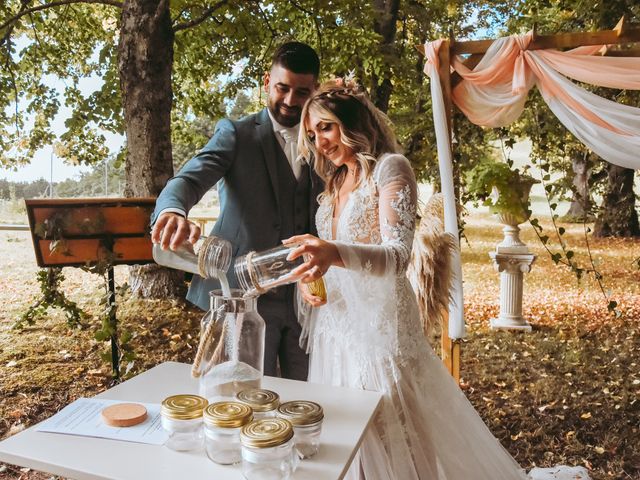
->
[311, 153, 425, 367]
[316, 153, 418, 275]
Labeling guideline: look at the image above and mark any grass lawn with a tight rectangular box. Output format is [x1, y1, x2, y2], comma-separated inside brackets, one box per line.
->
[0, 210, 638, 479]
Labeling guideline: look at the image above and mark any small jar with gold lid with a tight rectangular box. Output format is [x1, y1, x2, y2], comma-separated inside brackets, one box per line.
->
[204, 401, 253, 465]
[236, 388, 280, 420]
[161, 394, 208, 451]
[276, 400, 324, 459]
[240, 418, 298, 479]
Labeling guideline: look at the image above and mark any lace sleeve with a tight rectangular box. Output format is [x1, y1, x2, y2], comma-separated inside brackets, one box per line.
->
[334, 153, 418, 276]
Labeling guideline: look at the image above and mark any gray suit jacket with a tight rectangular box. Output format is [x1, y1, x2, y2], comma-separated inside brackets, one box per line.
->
[152, 108, 324, 310]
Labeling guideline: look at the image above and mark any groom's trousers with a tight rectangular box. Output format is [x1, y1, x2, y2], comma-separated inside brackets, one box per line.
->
[257, 284, 309, 381]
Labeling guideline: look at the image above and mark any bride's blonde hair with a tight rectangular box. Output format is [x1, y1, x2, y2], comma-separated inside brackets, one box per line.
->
[298, 80, 401, 200]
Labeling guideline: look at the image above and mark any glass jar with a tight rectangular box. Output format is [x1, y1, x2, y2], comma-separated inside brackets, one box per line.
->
[241, 418, 298, 480]
[192, 289, 265, 403]
[152, 235, 232, 280]
[204, 401, 253, 465]
[276, 400, 324, 459]
[160, 394, 208, 451]
[234, 244, 327, 300]
[236, 389, 280, 420]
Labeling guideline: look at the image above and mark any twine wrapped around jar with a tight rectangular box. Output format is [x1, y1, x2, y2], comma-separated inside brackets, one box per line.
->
[191, 303, 226, 378]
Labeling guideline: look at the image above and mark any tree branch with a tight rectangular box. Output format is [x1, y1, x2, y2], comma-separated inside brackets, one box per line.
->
[250, 0, 276, 38]
[28, 10, 69, 81]
[0, 0, 122, 31]
[173, 0, 230, 32]
[6, 56, 21, 135]
[287, 0, 322, 56]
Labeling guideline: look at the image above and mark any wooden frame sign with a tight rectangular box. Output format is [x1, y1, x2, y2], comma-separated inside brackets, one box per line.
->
[25, 197, 156, 268]
[25, 197, 157, 379]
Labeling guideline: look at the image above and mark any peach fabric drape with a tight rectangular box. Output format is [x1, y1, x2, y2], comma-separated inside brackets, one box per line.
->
[423, 32, 640, 338]
[448, 31, 640, 169]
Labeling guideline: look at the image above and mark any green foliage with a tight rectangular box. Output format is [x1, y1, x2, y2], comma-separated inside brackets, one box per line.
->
[56, 156, 125, 197]
[466, 161, 537, 222]
[0, 178, 50, 200]
[0, 0, 487, 180]
[94, 281, 136, 378]
[1, 2, 121, 167]
[0, 158, 125, 200]
[15, 268, 86, 329]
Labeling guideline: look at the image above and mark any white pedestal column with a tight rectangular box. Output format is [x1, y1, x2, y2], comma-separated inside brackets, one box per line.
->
[489, 219, 536, 331]
[489, 252, 536, 331]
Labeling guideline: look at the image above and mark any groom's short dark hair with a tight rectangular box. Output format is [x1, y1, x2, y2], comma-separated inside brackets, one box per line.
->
[272, 41, 320, 78]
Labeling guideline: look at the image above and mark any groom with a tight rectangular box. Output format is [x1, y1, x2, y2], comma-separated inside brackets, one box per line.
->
[151, 42, 323, 380]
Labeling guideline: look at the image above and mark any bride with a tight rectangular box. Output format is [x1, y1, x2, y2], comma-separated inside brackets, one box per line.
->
[283, 80, 588, 480]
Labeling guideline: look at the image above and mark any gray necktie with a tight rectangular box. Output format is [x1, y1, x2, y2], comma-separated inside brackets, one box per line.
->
[280, 129, 301, 180]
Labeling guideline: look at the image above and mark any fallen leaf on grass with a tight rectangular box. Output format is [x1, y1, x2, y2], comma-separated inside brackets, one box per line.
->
[7, 409, 25, 419]
[8, 423, 25, 436]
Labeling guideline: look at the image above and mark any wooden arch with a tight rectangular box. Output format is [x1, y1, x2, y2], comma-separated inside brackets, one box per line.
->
[417, 17, 640, 381]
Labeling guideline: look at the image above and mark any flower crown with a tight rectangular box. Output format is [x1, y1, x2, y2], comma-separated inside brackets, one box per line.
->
[333, 70, 358, 88]
[322, 70, 365, 97]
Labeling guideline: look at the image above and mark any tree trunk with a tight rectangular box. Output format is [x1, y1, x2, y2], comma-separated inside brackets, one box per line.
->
[563, 151, 595, 222]
[118, 0, 183, 297]
[594, 164, 640, 237]
[370, 0, 400, 113]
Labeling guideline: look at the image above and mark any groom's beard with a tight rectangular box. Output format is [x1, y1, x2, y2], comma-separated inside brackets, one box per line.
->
[268, 100, 301, 128]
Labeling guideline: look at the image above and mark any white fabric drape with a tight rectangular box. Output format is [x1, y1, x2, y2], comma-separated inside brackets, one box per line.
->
[423, 40, 465, 340]
[528, 50, 640, 169]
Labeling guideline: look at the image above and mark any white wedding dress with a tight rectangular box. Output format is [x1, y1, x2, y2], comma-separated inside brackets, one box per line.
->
[305, 153, 588, 480]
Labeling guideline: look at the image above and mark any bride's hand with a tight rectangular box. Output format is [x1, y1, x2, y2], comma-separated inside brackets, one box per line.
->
[297, 281, 326, 307]
[283, 233, 343, 283]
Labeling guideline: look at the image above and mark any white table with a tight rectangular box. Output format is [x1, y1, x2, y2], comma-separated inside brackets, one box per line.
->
[0, 362, 382, 480]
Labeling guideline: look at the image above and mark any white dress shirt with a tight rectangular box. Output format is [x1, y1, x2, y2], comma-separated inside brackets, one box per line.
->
[267, 110, 303, 180]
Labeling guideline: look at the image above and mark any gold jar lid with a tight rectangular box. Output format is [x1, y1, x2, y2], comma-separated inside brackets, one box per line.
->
[277, 400, 324, 426]
[240, 418, 293, 448]
[236, 388, 280, 412]
[161, 394, 208, 420]
[204, 401, 253, 428]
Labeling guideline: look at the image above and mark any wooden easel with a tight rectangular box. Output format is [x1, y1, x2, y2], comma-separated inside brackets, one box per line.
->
[25, 197, 156, 379]
[417, 16, 640, 381]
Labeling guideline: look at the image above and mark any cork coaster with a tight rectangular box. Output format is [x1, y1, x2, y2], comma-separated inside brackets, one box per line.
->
[101, 403, 148, 427]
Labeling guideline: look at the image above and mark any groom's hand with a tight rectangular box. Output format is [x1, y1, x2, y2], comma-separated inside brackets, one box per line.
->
[152, 212, 201, 251]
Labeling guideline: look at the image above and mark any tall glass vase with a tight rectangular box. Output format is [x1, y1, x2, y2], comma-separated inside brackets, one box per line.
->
[193, 289, 265, 402]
